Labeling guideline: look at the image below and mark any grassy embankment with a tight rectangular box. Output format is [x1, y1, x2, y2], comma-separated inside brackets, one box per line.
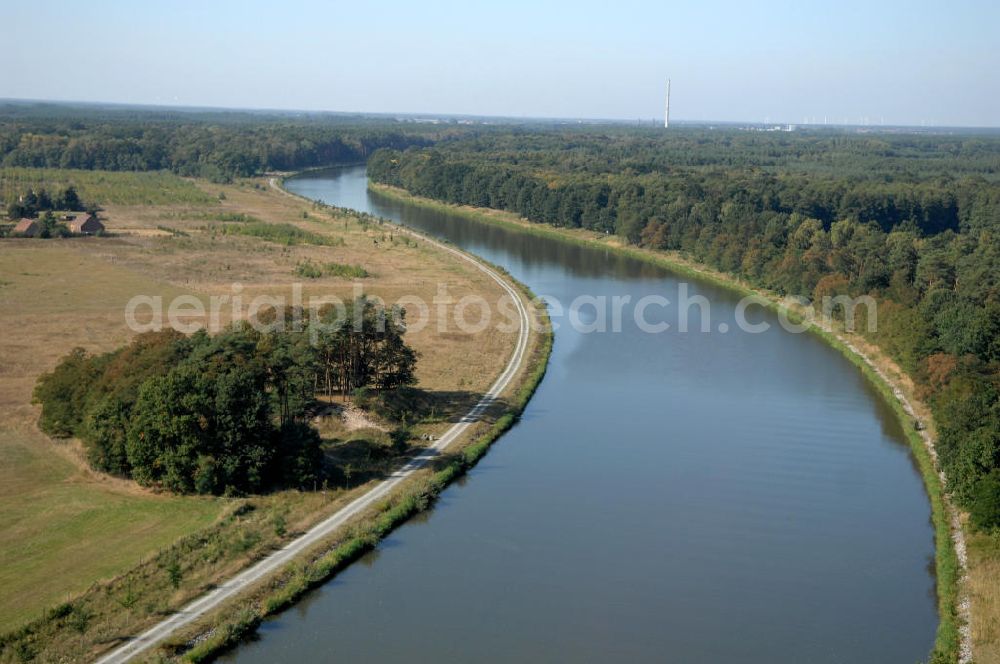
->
[369, 181, 968, 663]
[0, 167, 529, 662]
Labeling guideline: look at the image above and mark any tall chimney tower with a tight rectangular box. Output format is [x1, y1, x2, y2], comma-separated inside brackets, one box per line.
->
[664, 79, 671, 128]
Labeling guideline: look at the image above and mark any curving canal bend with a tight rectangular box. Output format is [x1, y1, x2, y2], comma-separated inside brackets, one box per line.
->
[223, 164, 938, 663]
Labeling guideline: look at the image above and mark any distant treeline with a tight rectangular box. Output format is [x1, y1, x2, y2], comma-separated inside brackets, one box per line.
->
[0, 105, 441, 181]
[33, 300, 417, 495]
[368, 130, 1000, 528]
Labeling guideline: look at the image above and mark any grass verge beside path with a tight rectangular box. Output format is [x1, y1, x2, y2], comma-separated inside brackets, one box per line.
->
[369, 181, 966, 664]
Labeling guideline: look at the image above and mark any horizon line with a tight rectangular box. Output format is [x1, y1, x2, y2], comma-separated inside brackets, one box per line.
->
[1, 96, 998, 132]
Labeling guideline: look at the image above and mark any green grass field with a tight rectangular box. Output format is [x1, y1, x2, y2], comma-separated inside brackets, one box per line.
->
[0, 167, 216, 206]
[0, 427, 222, 629]
[0, 244, 226, 630]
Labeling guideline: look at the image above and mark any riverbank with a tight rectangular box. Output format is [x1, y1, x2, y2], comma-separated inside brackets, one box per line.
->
[369, 181, 969, 663]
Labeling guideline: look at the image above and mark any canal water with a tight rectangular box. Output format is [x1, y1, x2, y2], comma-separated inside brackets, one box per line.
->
[223, 165, 937, 662]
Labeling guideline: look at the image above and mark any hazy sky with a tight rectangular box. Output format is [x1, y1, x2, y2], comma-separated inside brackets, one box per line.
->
[2, 0, 998, 126]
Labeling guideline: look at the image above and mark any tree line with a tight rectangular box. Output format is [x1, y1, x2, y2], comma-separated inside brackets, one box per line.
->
[33, 299, 417, 495]
[368, 129, 1000, 529]
[0, 105, 442, 182]
[6, 185, 87, 219]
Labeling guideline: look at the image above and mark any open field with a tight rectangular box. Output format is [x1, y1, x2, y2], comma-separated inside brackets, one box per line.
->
[0, 167, 217, 206]
[0, 246, 225, 631]
[967, 534, 1000, 662]
[0, 170, 518, 647]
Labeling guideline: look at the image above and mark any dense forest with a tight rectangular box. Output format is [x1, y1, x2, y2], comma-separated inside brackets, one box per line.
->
[0, 103, 443, 181]
[33, 299, 417, 495]
[368, 129, 1000, 527]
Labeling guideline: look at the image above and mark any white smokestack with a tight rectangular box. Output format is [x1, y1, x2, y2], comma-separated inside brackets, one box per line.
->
[664, 79, 671, 128]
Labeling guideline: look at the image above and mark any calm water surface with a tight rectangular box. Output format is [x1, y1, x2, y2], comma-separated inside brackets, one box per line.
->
[224, 165, 937, 662]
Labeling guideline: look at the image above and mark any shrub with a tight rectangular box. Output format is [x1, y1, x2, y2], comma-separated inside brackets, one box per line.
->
[294, 260, 368, 279]
[970, 472, 1000, 531]
[323, 262, 369, 278]
[221, 221, 332, 245]
[294, 261, 323, 279]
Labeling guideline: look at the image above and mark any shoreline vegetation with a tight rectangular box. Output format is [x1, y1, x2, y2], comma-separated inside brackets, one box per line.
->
[368, 181, 967, 663]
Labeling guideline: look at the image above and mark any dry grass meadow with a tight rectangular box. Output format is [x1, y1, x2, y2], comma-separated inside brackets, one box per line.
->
[0, 170, 517, 634]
